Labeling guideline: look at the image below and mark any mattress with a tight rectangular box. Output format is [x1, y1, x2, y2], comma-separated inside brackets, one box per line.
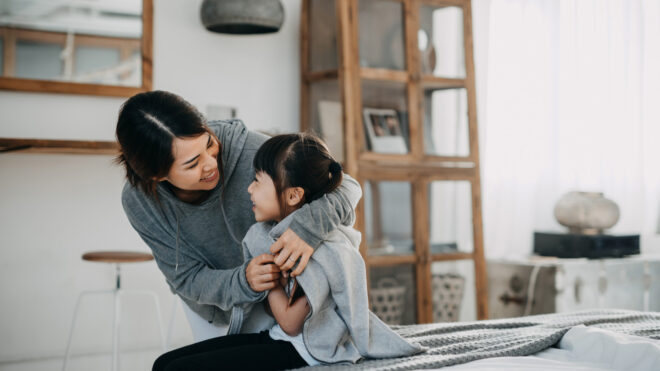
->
[442, 325, 660, 371]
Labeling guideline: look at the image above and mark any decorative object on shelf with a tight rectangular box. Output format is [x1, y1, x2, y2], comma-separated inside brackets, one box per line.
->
[554, 191, 620, 235]
[362, 107, 407, 154]
[370, 237, 396, 255]
[431, 274, 465, 322]
[430, 242, 459, 254]
[418, 29, 437, 75]
[533, 232, 639, 259]
[369, 277, 406, 325]
[201, 0, 284, 34]
[317, 100, 344, 162]
[368, 238, 417, 256]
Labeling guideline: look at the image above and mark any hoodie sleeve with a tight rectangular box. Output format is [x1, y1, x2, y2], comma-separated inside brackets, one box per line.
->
[121, 189, 265, 311]
[288, 173, 362, 248]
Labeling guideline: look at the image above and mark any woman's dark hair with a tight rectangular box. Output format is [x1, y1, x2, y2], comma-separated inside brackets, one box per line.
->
[115, 90, 223, 196]
[253, 133, 343, 218]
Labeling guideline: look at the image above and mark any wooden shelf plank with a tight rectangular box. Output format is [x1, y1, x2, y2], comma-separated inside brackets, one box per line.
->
[304, 69, 339, 82]
[0, 138, 118, 155]
[421, 76, 466, 89]
[430, 252, 474, 262]
[360, 68, 408, 83]
[359, 160, 477, 176]
[423, 154, 479, 164]
[0, 77, 147, 97]
[367, 254, 417, 266]
[360, 151, 416, 163]
[420, 0, 468, 7]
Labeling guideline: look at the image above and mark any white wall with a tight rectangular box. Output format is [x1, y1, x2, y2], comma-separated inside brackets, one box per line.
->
[0, 0, 301, 367]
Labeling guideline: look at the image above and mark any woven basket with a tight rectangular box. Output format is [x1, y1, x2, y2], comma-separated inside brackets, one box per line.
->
[369, 277, 406, 325]
[431, 274, 465, 322]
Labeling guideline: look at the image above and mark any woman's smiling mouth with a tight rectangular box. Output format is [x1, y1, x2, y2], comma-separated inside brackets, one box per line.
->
[200, 169, 218, 182]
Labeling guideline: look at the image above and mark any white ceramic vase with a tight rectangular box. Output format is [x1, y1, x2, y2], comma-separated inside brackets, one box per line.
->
[554, 191, 620, 235]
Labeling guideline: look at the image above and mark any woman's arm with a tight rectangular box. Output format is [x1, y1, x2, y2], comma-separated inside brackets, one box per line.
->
[267, 285, 310, 336]
[122, 192, 271, 311]
[288, 173, 361, 246]
[271, 174, 362, 274]
[137, 224, 269, 310]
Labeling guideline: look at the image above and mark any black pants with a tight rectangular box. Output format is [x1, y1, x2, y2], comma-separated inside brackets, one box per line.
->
[152, 331, 308, 371]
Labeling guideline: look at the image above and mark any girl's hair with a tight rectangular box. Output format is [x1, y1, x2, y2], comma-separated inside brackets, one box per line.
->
[115, 90, 223, 196]
[253, 133, 343, 218]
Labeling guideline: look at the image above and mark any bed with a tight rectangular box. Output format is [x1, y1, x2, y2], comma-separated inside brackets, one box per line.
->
[299, 309, 660, 370]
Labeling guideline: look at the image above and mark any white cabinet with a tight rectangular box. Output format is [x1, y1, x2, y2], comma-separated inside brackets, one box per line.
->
[487, 256, 660, 319]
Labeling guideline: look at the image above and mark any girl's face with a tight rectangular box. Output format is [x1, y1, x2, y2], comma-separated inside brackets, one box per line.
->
[161, 132, 220, 191]
[247, 172, 281, 222]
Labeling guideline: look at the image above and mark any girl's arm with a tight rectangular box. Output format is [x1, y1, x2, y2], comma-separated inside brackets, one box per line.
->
[267, 284, 310, 336]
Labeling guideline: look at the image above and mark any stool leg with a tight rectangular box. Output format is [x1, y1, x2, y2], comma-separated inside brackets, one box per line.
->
[120, 290, 167, 352]
[165, 296, 179, 350]
[111, 289, 121, 371]
[62, 289, 114, 371]
[148, 291, 167, 352]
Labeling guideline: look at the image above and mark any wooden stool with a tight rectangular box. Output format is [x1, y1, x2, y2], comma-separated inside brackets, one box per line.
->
[62, 251, 166, 371]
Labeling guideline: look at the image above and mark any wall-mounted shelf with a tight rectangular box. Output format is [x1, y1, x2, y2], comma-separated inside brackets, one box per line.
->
[0, 138, 118, 155]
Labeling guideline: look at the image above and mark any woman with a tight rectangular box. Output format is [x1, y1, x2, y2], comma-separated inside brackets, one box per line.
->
[115, 90, 361, 340]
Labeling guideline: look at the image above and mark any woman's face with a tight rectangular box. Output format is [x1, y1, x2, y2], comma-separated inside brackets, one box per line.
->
[247, 172, 281, 222]
[162, 132, 220, 191]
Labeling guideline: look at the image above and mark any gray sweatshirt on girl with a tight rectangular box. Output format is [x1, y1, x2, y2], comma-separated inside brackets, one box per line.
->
[232, 213, 425, 364]
[121, 119, 362, 326]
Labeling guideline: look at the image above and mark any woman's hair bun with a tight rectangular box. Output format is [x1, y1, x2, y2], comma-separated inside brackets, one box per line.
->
[329, 161, 342, 174]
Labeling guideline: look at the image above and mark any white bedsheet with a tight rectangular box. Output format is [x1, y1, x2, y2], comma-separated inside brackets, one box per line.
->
[438, 325, 660, 371]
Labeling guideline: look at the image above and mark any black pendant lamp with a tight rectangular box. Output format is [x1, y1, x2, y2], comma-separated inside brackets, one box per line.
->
[201, 0, 285, 35]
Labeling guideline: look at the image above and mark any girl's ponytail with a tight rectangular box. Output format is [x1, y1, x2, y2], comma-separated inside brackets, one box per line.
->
[324, 160, 343, 196]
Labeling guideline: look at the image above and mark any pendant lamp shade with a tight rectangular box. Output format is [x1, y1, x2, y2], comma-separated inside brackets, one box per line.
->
[201, 0, 285, 34]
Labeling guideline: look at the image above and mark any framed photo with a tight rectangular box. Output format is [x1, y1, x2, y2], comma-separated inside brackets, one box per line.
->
[362, 108, 407, 154]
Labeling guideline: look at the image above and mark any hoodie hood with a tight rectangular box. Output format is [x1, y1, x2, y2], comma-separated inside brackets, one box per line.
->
[214, 119, 249, 189]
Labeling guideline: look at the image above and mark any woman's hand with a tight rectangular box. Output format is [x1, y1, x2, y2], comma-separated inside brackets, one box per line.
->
[246, 253, 281, 292]
[270, 228, 313, 277]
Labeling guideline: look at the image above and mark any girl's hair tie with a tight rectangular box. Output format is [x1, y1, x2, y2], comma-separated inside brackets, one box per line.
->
[329, 161, 342, 174]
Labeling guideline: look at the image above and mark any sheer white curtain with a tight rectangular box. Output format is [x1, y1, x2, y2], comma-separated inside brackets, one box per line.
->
[476, 0, 660, 258]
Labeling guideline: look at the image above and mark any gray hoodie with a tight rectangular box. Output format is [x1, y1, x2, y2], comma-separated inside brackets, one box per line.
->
[121, 119, 362, 325]
[233, 213, 425, 364]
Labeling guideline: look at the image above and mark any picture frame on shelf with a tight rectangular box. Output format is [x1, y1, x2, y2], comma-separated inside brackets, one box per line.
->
[317, 100, 344, 163]
[362, 107, 407, 154]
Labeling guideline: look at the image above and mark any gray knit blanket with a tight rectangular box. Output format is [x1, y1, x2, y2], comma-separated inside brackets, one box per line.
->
[298, 309, 660, 370]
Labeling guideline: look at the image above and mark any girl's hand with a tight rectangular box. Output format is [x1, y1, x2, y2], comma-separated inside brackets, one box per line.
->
[246, 254, 281, 292]
[278, 273, 288, 288]
[270, 228, 313, 277]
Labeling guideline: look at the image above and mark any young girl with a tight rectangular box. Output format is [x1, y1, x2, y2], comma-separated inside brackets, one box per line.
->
[153, 133, 423, 371]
